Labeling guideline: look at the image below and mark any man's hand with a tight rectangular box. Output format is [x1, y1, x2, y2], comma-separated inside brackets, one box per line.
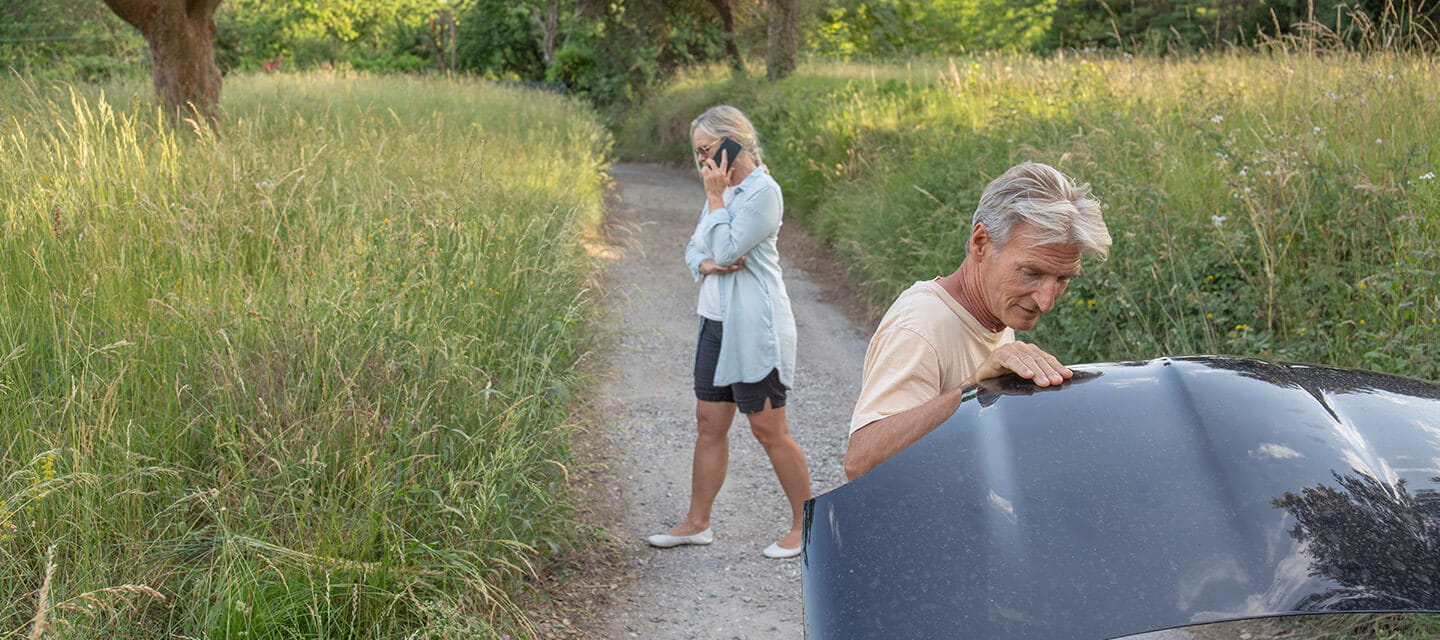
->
[969, 341, 1072, 387]
[699, 256, 746, 275]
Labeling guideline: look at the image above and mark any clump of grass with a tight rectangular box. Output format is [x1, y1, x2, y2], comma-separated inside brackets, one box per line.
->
[1, 71, 610, 637]
[618, 49, 1439, 379]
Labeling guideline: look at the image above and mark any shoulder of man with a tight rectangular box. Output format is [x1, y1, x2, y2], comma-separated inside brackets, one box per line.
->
[880, 282, 963, 336]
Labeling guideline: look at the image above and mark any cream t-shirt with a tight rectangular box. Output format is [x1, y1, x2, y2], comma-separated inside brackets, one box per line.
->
[849, 279, 1015, 434]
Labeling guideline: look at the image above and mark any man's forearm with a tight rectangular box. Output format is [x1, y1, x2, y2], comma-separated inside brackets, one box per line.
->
[844, 385, 970, 480]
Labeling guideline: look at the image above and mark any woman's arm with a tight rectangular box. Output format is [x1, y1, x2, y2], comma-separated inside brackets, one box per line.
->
[697, 184, 781, 267]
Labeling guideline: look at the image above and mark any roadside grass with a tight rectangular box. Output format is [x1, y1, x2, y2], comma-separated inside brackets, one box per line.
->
[616, 49, 1439, 380]
[0, 72, 610, 637]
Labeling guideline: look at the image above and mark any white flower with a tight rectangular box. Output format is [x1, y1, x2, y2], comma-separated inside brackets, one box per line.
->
[1313, 126, 1322, 133]
[1376, 138, 1383, 144]
[1211, 215, 1227, 226]
[256, 181, 275, 190]
[1210, 114, 1224, 123]
[1421, 172, 1436, 180]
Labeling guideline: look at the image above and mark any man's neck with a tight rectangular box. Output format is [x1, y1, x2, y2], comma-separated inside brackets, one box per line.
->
[940, 261, 1005, 333]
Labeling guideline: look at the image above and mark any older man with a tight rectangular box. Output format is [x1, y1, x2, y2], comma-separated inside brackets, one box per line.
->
[844, 162, 1112, 480]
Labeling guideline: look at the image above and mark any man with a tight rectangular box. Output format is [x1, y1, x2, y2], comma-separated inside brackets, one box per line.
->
[844, 162, 1112, 480]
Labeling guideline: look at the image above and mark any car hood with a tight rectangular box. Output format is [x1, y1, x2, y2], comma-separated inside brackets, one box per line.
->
[802, 356, 1440, 640]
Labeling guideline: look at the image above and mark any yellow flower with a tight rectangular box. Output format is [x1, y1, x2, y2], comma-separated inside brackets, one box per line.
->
[1359, 319, 1366, 324]
[1235, 324, 1250, 330]
[1358, 283, 1367, 289]
[1206, 313, 1213, 318]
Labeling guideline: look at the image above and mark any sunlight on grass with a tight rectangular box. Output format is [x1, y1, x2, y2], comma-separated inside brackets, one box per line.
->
[0, 72, 610, 637]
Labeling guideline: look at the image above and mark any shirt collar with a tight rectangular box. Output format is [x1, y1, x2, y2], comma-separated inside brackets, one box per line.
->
[731, 165, 767, 195]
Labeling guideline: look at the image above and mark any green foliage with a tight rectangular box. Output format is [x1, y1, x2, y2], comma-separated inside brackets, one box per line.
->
[454, 0, 547, 79]
[807, 0, 1056, 56]
[544, 0, 731, 106]
[0, 0, 144, 78]
[0, 72, 611, 637]
[217, 0, 448, 72]
[806, 0, 1440, 55]
[617, 53, 1440, 381]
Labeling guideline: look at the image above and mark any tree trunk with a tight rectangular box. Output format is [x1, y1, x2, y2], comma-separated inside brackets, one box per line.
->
[707, 0, 746, 72]
[103, 0, 223, 124]
[530, 0, 561, 65]
[766, 0, 799, 80]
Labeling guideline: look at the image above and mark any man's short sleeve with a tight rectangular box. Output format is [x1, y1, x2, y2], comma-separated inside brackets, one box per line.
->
[849, 325, 943, 435]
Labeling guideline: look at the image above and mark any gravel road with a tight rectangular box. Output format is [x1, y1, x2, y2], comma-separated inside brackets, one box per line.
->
[588, 164, 1283, 640]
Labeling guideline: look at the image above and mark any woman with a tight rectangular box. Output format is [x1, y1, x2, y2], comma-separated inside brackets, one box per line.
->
[646, 105, 812, 559]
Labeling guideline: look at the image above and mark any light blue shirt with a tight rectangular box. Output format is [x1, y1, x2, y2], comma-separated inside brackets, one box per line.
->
[684, 168, 797, 388]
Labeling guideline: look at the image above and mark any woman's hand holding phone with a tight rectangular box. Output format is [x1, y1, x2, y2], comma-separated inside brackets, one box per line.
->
[700, 137, 743, 210]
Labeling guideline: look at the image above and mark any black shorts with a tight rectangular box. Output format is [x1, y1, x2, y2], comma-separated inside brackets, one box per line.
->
[693, 318, 787, 414]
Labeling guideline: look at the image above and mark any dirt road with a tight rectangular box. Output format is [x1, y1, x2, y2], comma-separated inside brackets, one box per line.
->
[587, 164, 1279, 640]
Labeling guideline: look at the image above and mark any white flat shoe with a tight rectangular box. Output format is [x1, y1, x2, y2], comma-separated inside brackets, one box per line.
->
[762, 542, 801, 559]
[646, 528, 714, 548]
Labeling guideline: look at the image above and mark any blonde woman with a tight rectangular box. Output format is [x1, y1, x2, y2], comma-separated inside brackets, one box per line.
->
[646, 105, 811, 559]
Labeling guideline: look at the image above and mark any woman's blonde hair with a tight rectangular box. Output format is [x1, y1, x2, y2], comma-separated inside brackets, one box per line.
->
[691, 105, 765, 167]
[971, 162, 1111, 260]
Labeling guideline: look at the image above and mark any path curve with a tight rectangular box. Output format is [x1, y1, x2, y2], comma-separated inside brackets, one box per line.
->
[588, 164, 1274, 640]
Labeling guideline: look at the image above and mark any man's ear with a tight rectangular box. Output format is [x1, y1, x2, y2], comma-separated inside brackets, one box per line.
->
[968, 222, 992, 259]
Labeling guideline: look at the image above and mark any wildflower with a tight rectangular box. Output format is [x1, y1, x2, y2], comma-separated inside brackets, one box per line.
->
[1211, 215, 1227, 227]
[1299, 327, 1306, 334]
[1375, 138, 1383, 144]
[1313, 126, 1322, 134]
[1235, 324, 1251, 330]
[256, 181, 274, 190]
[1210, 114, 1224, 124]
[1359, 319, 1366, 325]
[1420, 172, 1436, 180]
[1358, 282, 1367, 290]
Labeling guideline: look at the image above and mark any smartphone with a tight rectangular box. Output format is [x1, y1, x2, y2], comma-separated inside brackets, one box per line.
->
[709, 137, 743, 167]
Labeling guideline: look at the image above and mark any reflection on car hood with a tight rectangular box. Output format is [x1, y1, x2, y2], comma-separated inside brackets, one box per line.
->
[803, 356, 1440, 640]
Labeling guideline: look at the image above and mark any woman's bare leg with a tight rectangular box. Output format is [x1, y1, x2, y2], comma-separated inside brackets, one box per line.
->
[670, 399, 736, 535]
[746, 401, 811, 549]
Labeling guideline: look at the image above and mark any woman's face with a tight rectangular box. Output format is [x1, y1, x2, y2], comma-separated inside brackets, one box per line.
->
[691, 129, 723, 167]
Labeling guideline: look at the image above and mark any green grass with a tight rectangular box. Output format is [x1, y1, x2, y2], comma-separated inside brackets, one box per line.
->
[616, 50, 1440, 380]
[0, 72, 610, 637]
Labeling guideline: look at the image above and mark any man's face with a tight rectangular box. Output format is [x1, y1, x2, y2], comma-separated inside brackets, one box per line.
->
[975, 222, 1082, 331]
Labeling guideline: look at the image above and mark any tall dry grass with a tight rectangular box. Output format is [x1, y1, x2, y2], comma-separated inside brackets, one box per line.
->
[1, 72, 610, 637]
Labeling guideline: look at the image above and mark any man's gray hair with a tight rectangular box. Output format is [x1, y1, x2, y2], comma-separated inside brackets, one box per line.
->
[691, 105, 765, 166]
[971, 162, 1111, 260]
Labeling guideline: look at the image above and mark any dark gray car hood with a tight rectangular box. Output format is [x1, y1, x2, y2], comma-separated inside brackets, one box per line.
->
[802, 356, 1440, 639]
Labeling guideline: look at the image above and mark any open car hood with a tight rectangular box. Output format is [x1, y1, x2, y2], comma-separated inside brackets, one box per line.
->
[802, 356, 1440, 640]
